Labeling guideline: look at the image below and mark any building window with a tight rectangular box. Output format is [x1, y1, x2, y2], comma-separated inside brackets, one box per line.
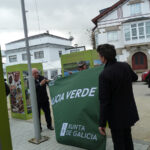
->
[107, 31, 118, 42]
[124, 21, 150, 41]
[22, 53, 27, 61]
[138, 23, 145, 39]
[130, 3, 141, 16]
[124, 26, 131, 41]
[51, 70, 58, 79]
[70, 49, 80, 53]
[59, 51, 62, 57]
[9, 55, 17, 63]
[146, 21, 150, 38]
[131, 24, 138, 40]
[34, 51, 44, 59]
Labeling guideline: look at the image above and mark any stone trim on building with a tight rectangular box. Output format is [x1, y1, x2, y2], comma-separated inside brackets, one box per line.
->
[104, 25, 120, 32]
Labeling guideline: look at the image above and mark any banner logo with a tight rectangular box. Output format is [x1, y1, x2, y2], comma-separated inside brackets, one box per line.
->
[60, 123, 68, 136]
[60, 123, 97, 141]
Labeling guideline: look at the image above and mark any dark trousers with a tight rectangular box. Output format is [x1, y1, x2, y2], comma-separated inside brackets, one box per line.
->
[110, 127, 134, 150]
[38, 101, 52, 128]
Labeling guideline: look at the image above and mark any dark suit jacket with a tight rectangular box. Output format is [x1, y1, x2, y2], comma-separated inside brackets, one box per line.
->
[99, 61, 139, 129]
[35, 75, 49, 103]
[5, 82, 10, 96]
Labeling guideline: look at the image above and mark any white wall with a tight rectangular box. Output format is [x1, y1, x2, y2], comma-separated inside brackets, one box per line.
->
[45, 47, 60, 62]
[96, 26, 124, 49]
[96, 29, 107, 45]
[100, 8, 118, 22]
[117, 50, 130, 62]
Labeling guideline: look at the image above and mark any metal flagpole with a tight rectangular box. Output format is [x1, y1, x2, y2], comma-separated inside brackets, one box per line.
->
[20, 0, 48, 144]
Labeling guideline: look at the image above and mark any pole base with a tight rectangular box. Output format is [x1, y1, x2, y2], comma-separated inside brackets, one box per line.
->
[28, 136, 49, 144]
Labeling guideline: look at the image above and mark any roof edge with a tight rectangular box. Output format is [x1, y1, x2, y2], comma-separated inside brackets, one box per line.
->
[92, 0, 127, 24]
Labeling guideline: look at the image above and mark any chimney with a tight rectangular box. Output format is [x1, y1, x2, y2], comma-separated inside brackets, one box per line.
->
[46, 30, 49, 34]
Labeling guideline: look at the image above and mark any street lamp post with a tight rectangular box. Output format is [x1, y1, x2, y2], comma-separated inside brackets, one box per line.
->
[20, 0, 48, 144]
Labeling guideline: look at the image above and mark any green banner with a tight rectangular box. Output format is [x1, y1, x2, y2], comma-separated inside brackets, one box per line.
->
[49, 66, 106, 150]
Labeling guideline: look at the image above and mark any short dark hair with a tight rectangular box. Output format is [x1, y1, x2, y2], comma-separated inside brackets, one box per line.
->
[97, 44, 116, 61]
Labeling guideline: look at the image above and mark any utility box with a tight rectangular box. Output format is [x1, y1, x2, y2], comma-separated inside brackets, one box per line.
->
[6, 63, 43, 120]
[61, 50, 102, 77]
[0, 50, 12, 150]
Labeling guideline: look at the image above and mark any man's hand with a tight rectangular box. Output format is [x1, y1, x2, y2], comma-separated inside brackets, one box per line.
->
[69, 71, 72, 75]
[98, 127, 106, 136]
[40, 79, 46, 86]
[45, 79, 50, 83]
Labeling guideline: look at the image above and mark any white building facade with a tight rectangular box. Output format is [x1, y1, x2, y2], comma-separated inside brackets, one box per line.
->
[4, 33, 73, 79]
[92, 0, 150, 72]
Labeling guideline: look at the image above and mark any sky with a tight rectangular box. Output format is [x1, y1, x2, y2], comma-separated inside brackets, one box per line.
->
[0, 0, 118, 50]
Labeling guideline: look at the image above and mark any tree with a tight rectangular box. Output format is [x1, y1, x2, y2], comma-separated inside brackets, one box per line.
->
[86, 29, 96, 50]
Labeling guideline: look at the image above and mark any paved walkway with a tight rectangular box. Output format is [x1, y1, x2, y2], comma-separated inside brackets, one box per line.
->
[8, 81, 150, 150]
[10, 118, 150, 150]
[132, 82, 150, 142]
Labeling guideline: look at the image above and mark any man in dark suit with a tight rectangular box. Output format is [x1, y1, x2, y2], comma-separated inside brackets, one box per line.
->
[97, 44, 139, 150]
[32, 68, 54, 131]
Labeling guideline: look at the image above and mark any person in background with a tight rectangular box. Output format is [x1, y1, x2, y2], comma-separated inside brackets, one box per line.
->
[32, 68, 54, 131]
[4, 79, 10, 96]
[66, 61, 87, 76]
[97, 44, 139, 150]
[77, 61, 87, 71]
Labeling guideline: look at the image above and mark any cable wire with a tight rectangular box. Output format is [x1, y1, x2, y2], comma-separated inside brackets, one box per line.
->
[34, 0, 41, 34]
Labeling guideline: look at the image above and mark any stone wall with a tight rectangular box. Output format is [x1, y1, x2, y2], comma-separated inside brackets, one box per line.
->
[117, 45, 150, 73]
